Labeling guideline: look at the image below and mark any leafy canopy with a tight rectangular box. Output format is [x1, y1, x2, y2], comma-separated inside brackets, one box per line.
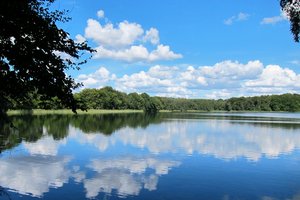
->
[280, 0, 300, 42]
[0, 0, 93, 113]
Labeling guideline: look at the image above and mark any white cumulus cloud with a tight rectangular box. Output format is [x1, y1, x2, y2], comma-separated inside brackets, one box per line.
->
[79, 10, 181, 63]
[94, 44, 182, 62]
[85, 19, 144, 48]
[245, 65, 300, 88]
[76, 60, 300, 98]
[115, 65, 190, 97]
[200, 60, 263, 80]
[115, 60, 263, 97]
[77, 66, 116, 88]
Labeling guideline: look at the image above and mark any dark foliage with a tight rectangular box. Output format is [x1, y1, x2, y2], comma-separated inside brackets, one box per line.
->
[280, 0, 300, 42]
[11, 86, 300, 112]
[0, 0, 93, 114]
[74, 87, 160, 113]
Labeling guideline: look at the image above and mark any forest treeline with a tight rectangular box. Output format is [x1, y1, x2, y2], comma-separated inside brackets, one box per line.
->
[10, 86, 300, 112]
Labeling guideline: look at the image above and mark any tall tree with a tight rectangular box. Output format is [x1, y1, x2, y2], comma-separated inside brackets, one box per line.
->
[280, 0, 300, 42]
[0, 0, 93, 114]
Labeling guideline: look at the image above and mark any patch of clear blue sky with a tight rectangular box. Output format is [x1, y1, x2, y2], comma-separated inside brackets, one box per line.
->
[53, 0, 300, 77]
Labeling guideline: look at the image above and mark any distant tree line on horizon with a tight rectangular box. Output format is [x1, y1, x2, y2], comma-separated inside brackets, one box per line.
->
[8, 86, 300, 112]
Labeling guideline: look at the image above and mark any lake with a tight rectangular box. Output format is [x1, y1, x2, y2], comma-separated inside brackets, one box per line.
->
[1, 112, 300, 200]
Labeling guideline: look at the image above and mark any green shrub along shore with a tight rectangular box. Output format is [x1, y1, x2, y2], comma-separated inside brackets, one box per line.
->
[8, 86, 300, 113]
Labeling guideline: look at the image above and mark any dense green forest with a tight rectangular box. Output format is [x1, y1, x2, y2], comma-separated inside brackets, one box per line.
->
[9, 86, 300, 112]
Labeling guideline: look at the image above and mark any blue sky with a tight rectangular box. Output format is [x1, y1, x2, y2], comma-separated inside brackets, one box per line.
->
[54, 0, 300, 99]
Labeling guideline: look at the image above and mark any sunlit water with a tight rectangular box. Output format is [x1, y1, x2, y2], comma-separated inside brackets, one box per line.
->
[1, 112, 300, 200]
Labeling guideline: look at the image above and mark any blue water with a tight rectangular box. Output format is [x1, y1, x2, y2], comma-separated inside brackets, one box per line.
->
[0, 112, 300, 200]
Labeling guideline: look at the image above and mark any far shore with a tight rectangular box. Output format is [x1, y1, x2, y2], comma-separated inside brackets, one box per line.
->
[7, 109, 143, 115]
[6, 109, 295, 116]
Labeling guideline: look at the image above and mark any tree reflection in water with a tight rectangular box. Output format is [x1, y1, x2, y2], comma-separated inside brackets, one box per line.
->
[0, 113, 163, 153]
[0, 112, 300, 199]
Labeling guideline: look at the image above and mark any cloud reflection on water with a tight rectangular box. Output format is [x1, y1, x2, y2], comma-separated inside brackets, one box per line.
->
[2, 116, 300, 198]
[23, 136, 66, 156]
[0, 153, 179, 198]
[0, 156, 71, 197]
[67, 119, 300, 161]
[84, 157, 180, 198]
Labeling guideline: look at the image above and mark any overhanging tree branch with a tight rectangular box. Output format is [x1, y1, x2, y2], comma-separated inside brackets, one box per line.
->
[280, 0, 300, 42]
[0, 0, 94, 113]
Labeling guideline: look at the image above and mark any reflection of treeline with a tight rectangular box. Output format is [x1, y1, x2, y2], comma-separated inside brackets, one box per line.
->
[0, 113, 163, 153]
[10, 86, 300, 112]
[71, 113, 163, 134]
[167, 113, 300, 129]
[230, 121, 300, 129]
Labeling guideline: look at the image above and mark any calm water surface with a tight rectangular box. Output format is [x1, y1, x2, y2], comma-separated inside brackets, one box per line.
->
[1, 112, 300, 200]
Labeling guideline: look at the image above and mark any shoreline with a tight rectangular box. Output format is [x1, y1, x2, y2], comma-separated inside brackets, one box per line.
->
[7, 109, 143, 115]
[6, 109, 298, 116]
